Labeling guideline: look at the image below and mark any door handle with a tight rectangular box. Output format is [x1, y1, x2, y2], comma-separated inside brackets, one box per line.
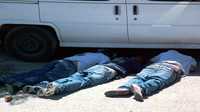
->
[114, 5, 120, 15]
[133, 5, 138, 15]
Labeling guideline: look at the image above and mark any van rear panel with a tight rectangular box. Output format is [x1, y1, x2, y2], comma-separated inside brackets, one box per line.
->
[0, 0, 39, 24]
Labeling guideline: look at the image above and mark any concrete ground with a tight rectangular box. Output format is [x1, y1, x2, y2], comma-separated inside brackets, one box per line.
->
[0, 49, 200, 112]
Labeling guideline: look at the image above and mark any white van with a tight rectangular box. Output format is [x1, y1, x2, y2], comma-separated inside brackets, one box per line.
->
[0, 0, 199, 61]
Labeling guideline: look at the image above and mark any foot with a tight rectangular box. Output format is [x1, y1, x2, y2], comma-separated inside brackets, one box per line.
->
[36, 88, 47, 97]
[104, 88, 132, 97]
[23, 81, 49, 94]
[22, 85, 42, 94]
[131, 84, 144, 102]
[37, 82, 57, 97]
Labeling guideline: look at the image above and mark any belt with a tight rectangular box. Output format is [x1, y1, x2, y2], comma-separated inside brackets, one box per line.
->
[162, 62, 183, 75]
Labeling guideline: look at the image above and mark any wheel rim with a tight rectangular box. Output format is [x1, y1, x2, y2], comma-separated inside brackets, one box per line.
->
[15, 32, 43, 54]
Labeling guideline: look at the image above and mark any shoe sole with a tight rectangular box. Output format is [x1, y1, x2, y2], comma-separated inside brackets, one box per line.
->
[105, 90, 131, 97]
[23, 86, 42, 94]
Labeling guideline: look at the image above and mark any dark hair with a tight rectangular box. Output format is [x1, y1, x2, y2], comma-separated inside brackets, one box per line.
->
[130, 56, 149, 65]
[97, 49, 117, 59]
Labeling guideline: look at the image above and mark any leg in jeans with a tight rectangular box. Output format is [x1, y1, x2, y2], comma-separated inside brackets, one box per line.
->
[83, 65, 116, 86]
[119, 68, 155, 91]
[43, 65, 116, 96]
[120, 63, 179, 96]
[139, 65, 178, 96]
[23, 72, 85, 96]
[50, 72, 88, 95]
[104, 68, 151, 98]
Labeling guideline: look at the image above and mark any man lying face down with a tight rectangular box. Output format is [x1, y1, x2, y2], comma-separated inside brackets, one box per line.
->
[0, 50, 112, 94]
[105, 50, 197, 102]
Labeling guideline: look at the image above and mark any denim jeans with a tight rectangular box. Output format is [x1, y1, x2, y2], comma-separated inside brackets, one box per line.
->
[0, 60, 76, 86]
[52, 65, 116, 95]
[120, 62, 181, 96]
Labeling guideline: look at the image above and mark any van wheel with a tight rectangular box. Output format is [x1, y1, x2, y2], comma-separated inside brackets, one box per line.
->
[4, 26, 58, 61]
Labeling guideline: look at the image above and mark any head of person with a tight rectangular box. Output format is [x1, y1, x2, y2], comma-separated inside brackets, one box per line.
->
[130, 56, 149, 65]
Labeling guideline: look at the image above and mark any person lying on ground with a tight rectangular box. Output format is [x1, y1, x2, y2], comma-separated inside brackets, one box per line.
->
[22, 56, 146, 97]
[0, 50, 113, 94]
[104, 50, 197, 102]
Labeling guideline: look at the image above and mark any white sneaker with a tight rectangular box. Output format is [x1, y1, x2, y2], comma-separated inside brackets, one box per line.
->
[37, 82, 58, 97]
[23, 81, 49, 95]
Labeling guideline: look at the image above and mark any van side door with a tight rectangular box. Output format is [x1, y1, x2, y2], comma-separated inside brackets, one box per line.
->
[39, 0, 127, 46]
[127, 0, 200, 45]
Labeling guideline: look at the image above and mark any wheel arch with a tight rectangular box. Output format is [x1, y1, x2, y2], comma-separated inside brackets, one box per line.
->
[0, 23, 61, 47]
[2, 24, 61, 61]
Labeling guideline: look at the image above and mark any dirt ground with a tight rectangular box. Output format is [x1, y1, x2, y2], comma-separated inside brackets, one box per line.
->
[0, 48, 200, 112]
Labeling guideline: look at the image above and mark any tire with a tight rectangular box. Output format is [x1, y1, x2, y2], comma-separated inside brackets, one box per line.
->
[4, 26, 58, 61]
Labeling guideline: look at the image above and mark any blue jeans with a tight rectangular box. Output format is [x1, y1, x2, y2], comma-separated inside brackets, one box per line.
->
[120, 63, 181, 96]
[0, 60, 76, 86]
[52, 65, 116, 95]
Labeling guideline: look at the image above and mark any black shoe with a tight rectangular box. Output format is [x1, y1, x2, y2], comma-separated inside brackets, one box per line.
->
[105, 88, 132, 97]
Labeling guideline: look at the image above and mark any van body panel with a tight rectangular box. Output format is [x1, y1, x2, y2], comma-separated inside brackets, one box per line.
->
[129, 25, 200, 43]
[0, 0, 38, 3]
[39, 0, 128, 43]
[0, 2, 39, 24]
[1, 0, 200, 49]
[60, 42, 200, 49]
[127, 0, 200, 44]
[39, 0, 124, 3]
